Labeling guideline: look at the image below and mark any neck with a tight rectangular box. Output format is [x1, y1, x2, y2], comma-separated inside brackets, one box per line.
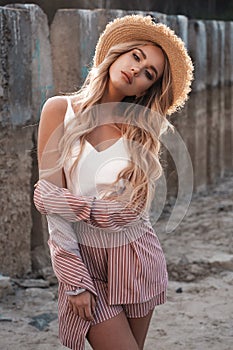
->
[100, 82, 125, 103]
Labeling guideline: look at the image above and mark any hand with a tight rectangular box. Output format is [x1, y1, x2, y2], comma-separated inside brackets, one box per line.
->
[68, 291, 96, 321]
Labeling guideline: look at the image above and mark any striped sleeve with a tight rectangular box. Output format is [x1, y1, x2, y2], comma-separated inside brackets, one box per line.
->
[34, 179, 145, 231]
[33, 179, 94, 222]
[90, 197, 145, 230]
[48, 239, 97, 297]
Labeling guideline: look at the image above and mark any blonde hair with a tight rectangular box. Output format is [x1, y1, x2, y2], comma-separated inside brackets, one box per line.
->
[57, 40, 174, 212]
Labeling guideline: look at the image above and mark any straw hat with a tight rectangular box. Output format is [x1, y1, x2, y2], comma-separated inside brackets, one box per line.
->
[94, 15, 194, 115]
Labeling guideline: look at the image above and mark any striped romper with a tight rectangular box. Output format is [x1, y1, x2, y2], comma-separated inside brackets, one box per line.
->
[34, 97, 168, 350]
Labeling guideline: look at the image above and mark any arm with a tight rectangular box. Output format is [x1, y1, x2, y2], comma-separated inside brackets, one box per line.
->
[37, 96, 97, 306]
[34, 178, 146, 231]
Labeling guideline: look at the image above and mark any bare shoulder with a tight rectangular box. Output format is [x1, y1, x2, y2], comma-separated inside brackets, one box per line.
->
[37, 96, 70, 164]
[40, 95, 68, 127]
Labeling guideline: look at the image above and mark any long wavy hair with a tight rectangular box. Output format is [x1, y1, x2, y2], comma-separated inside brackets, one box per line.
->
[57, 40, 174, 212]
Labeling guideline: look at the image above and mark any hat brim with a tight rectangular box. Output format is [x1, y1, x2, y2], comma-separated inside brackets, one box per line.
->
[94, 15, 194, 115]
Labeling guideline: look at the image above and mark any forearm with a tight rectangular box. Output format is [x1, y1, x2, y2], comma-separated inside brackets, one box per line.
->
[34, 179, 145, 230]
[34, 179, 94, 222]
[47, 215, 97, 296]
[49, 239, 97, 296]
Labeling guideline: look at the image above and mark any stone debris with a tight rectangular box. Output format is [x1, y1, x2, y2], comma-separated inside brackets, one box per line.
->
[0, 275, 14, 298]
[0, 315, 12, 322]
[24, 287, 55, 301]
[13, 279, 50, 289]
[39, 266, 58, 286]
[29, 313, 57, 331]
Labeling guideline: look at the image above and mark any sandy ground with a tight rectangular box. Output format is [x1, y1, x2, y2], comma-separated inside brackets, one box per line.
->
[0, 173, 233, 350]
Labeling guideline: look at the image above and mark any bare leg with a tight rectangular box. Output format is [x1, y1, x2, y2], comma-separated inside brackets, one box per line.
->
[128, 309, 154, 350]
[87, 311, 139, 350]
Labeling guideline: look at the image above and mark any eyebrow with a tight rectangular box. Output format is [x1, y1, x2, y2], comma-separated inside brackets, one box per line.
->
[136, 48, 158, 78]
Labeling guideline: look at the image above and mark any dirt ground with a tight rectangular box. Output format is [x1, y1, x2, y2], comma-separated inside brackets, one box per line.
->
[0, 173, 233, 350]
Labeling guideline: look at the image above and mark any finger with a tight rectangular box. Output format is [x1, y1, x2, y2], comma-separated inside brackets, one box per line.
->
[84, 304, 94, 321]
[68, 299, 78, 315]
[78, 307, 86, 320]
[91, 295, 96, 314]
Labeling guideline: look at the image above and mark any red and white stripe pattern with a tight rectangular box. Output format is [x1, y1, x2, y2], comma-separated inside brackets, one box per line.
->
[33, 179, 168, 350]
[34, 179, 148, 231]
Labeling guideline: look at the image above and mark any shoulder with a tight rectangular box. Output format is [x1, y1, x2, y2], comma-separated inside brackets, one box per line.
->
[40, 95, 68, 127]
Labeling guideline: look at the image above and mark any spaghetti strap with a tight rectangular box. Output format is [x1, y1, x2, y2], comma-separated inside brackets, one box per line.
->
[64, 96, 76, 130]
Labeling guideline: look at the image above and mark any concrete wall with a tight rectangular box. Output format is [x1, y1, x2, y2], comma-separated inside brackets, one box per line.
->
[0, 4, 53, 276]
[0, 4, 233, 276]
[0, 1, 232, 23]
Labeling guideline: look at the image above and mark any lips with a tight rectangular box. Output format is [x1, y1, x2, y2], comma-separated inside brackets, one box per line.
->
[121, 71, 132, 84]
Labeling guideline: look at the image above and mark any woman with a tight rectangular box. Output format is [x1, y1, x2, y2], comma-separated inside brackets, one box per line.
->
[34, 15, 193, 350]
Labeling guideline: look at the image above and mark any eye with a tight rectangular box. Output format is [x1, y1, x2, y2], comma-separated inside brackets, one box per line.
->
[145, 70, 153, 81]
[133, 53, 140, 62]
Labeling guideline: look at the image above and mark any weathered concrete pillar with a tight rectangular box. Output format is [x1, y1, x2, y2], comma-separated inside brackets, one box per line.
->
[0, 6, 32, 276]
[218, 21, 226, 87]
[188, 20, 207, 92]
[187, 91, 207, 192]
[4, 4, 54, 119]
[51, 8, 129, 94]
[0, 6, 32, 125]
[0, 4, 52, 276]
[166, 15, 188, 45]
[205, 20, 219, 87]
[6, 4, 54, 271]
[225, 22, 233, 85]
[206, 88, 221, 184]
[224, 86, 233, 171]
[218, 87, 225, 178]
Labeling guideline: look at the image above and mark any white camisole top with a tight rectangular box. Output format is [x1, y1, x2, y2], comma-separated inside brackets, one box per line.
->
[63, 98, 131, 199]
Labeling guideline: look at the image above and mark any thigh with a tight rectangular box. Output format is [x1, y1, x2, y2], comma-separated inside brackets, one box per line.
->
[127, 310, 154, 350]
[87, 311, 139, 350]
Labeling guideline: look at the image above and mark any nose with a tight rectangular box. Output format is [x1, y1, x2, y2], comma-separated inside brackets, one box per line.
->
[131, 66, 140, 75]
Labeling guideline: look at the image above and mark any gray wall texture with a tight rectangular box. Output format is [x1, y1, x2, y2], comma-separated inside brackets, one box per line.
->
[0, 4, 233, 277]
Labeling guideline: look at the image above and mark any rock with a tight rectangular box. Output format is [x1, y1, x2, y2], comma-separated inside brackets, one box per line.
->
[179, 255, 190, 265]
[0, 275, 14, 298]
[15, 279, 49, 289]
[31, 246, 50, 272]
[39, 267, 58, 286]
[208, 253, 233, 271]
[221, 271, 233, 285]
[25, 288, 55, 300]
[29, 313, 57, 331]
[176, 287, 183, 293]
[0, 315, 12, 322]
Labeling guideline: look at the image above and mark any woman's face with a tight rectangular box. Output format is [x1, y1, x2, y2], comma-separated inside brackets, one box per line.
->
[108, 44, 165, 100]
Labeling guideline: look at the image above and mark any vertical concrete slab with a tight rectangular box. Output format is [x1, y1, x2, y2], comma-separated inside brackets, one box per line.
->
[51, 9, 98, 94]
[24, 4, 54, 121]
[205, 20, 219, 87]
[188, 20, 207, 92]
[187, 91, 207, 192]
[206, 88, 221, 184]
[5, 4, 54, 121]
[51, 8, 128, 94]
[224, 86, 233, 171]
[0, 6, 32, 276]
[0, 6, 32, 126]
[225, 22, 233, 85]
[0, 4, 53, 276]
[218, 87, 225, 178]
[218, 21, 225, 87]
[166, 15, 188, 46]
[150, 11, 167, 25]
[163, 15, 191, 197]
